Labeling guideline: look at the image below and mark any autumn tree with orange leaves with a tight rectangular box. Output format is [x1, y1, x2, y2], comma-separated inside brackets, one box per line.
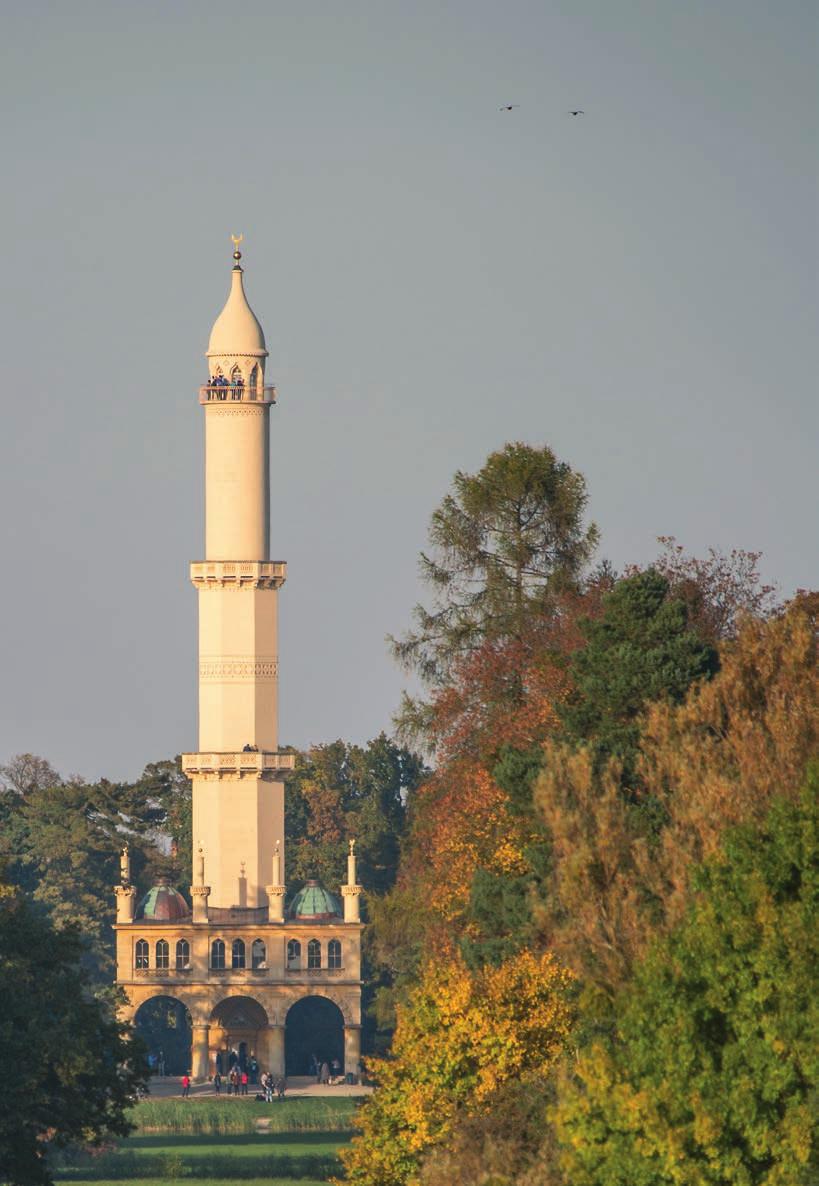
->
[338, 950, 576, 1186]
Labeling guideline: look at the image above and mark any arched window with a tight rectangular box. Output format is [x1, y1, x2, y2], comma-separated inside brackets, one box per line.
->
[211, 938, 226, 969]
[232, 938, 246, 969]
[135, 938, 149, 969]
[248, 364, 259, 394]
[251, 938, 266, 969]
[176, 938, 190, 969]
[307, 938, 322, 970]
[328, 938, 342, 970]
[230, 365, 243, 399]
[286, 939, 301, 970]
[156, 939, 169, 969]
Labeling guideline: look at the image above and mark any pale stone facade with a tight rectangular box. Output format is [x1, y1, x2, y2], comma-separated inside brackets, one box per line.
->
[114, 244, 363, 1080]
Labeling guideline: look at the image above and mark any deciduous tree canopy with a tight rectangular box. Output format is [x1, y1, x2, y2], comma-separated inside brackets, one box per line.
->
[0, 887, 146, 1186]
[555, 777, 818, 1186]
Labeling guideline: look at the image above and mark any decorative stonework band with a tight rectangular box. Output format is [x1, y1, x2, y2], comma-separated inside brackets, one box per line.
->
[181, 751, 296, 778]
[199, 656, 278, 681]
[190, 560, 286, 590]
[204, 404, 267, 418]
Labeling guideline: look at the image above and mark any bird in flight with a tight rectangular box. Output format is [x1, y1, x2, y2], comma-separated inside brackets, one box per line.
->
[568, 109, 585, 116]
[500, 104, 520, 111]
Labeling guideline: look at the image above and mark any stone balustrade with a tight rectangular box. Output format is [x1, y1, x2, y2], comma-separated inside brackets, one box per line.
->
[189, 560, 287, 590]
[199, 384, 277, 404]
[181, 751, 296, 777]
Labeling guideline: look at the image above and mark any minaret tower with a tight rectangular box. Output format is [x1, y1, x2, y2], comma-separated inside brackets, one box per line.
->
[182, 240, 294, 908]
[115, 243, 362, 1085]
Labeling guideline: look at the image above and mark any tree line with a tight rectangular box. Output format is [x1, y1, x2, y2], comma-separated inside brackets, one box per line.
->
[339, 442, 817, 1186]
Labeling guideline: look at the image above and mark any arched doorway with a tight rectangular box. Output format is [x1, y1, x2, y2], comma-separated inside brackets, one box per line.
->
[134, 996, 192, 1076]
[209, 996, 269, 1079]
[285, 995, 344, 1077]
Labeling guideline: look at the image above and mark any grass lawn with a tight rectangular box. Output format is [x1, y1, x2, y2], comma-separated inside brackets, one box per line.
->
[53, 1096, 357, 1183]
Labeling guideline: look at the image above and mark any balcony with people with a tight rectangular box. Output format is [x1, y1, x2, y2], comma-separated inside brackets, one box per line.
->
[199, 365, 276, 405]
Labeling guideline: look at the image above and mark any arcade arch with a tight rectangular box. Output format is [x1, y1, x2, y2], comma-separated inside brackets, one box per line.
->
[209, 996, 269, 1077]
[134, 995, 192, 1076]
[284, 994, 344, 1077]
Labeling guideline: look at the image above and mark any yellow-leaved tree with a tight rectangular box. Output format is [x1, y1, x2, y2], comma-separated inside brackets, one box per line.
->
[338, 950, 575, 1186]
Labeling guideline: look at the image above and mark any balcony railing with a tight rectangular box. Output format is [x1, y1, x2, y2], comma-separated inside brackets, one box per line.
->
[199, 384, 276, 405]
[181, 751, 296, 777]
[286, 966, 345, 976]
[133, 967, 192, 979]
[189, 561, 287, 590]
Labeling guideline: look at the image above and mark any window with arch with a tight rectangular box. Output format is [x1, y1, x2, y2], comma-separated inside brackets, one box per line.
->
[307, 938, 322, 970]
[176, 938, 190, 969]
[135, 938, 149, 969]
[211, 938, 226, 969]
[232, 938, 246, 969]
[248, 364, 259, 394]
[328, 938, 342, 970]
[286, 939, 301, 970]
[251, 938, 266, 969]
[230, 365, 243, 399]
[155, 939, 169, 969]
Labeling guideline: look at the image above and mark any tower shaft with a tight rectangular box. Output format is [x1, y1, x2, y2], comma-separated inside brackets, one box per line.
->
[182, 257, 292, 910]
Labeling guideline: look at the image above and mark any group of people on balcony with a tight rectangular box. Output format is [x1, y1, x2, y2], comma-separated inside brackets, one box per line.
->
[206, 373, 247, 400]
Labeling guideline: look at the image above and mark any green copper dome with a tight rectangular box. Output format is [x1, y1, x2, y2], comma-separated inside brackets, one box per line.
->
[135, 884, 190, 922]
[288, 879, 341, 921]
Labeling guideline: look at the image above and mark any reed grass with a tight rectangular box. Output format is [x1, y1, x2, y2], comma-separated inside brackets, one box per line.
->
[129, 1096, 356, 1136]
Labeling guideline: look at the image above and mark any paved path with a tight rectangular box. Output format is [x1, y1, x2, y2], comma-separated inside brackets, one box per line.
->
[145, 1074, 372, 1099]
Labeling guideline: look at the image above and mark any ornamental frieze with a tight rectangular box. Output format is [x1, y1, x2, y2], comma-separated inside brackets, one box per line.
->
[199, 656, 279, 681]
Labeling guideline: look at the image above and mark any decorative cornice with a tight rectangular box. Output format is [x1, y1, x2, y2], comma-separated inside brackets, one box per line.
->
[181, 751, 296, 779]
[190, 885, 211, 898]
[341, 885, 362, 897]
[199, 656, 278, 682]
[204, 404, 266, 417]
[190, 560, 286, 591]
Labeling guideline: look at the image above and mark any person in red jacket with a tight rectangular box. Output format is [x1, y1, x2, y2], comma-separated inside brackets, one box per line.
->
[181, 1073, 190, 1098]
[240, 1069, 249, 1096]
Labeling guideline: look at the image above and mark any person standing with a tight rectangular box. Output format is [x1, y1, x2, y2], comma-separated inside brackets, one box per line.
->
[240, 1069, 249, 1096]
[213, 1071, 221, 1095]
[181, 1073, 190, 1098]
[320, 1061, 330, 1085]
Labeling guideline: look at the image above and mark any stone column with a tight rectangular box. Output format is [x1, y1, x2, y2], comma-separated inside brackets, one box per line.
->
[191, 884, 210, 924]
[271, 1024, 285, 1078]
[341, 884, 361, 923]
[258, 1024, 285, 1078]
[114, 885, 136, 924]
[191, 1023, 211, 1082]
[343, 1025, 361, 1081]
[266, 885, 286, 923]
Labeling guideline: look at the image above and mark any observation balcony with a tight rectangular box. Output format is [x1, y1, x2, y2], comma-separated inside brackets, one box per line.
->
[199, 384, 276, 405]
[181, 751, 296, 778]
[190, 560, 287, 590]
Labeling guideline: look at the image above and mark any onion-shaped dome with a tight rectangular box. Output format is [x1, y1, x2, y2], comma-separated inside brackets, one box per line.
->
[288, 879, 341, 921]
[135, 884, 190, 922]
[207, 258, 267, 360]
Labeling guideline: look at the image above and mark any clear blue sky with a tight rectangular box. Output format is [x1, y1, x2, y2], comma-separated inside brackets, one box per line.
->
[1, 0, 816, 781]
